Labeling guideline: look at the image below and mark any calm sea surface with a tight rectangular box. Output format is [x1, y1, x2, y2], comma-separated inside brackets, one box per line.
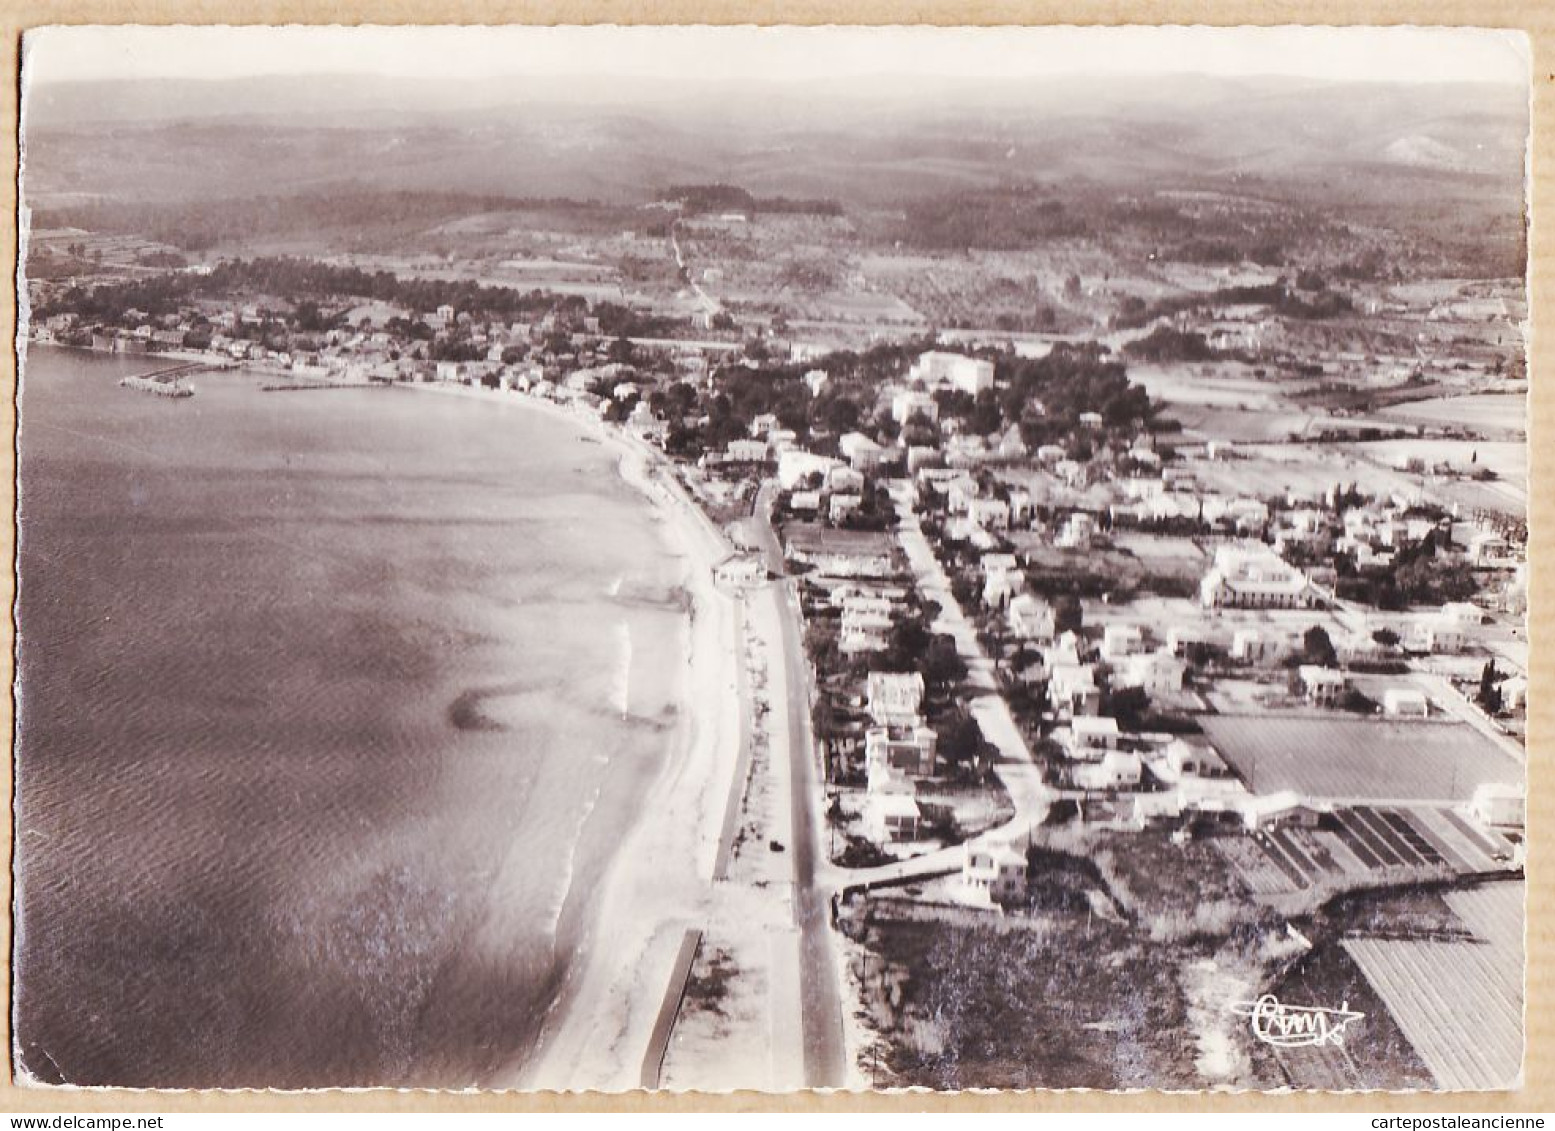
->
[13, 347, 690, 1087]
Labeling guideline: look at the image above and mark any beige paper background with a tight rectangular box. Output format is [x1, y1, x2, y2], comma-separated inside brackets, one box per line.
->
[0, 2, 1545, 1113]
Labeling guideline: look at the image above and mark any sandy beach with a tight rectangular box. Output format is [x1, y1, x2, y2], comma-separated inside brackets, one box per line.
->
[401, 382, 749, 1091]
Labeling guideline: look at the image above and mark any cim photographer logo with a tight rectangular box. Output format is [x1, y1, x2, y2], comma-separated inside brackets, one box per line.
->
[1230, 994, 1365, 1048]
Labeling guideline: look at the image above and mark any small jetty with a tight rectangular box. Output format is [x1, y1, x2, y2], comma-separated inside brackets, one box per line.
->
[118, 361, 206, 399]
[260, 380, 368, 392]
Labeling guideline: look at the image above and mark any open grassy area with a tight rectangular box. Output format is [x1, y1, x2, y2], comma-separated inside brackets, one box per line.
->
[1094, 830, 1270, 941]
[844, 910, 1201, 1089]
[840, 836, 1299, 1090]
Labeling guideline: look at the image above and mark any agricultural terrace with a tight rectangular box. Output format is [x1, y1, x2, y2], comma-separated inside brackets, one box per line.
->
[1199, 715, 1522, 803]
[1341, 882, 1523, 1090]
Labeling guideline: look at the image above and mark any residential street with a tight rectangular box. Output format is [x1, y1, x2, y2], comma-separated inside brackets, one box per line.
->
[889, 481, 1055, 832]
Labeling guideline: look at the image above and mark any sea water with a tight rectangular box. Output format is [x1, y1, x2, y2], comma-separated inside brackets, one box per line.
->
[12, 347, 690, 1088]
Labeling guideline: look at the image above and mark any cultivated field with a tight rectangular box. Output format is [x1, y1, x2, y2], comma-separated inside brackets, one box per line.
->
[1375, 393, 1527, 438]
[1127, 362, 1290, 410]
[1343, 890, 1523, 1092]
[1187, 444, 1421, 501]
[1200, 715, 1523, 802]
[1345, 439, 1527, 494]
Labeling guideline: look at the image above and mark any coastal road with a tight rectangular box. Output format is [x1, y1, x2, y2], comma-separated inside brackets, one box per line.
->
[752, 486, 848, 1087]
[774, 579, 848, 1088]
[747, 482, 786, 572]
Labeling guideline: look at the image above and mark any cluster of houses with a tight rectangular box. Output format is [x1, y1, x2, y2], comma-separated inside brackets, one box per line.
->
[703, 340, 1528, 885]
[860, 672, 941, 844]
[775, 445, 881, 527]
[56, 286, 1527, 893]
[39, 298, 742, 403]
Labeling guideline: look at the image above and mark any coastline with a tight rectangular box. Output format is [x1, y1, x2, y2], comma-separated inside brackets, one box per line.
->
[399, 382, 746, 1090]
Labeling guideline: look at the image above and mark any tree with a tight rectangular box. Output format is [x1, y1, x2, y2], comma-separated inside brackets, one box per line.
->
[949, 573, 980, 608]
[884, 619, 931, 673]
[937, 709, 985, 771]
[923, 634, 968, 692]
[1054, 594, 1083, 635]
[1184, 641, 1217, 669]
[1371, 627, 1401, 649]
[812, 697, 839, 742]
[1302, 625, 1338, 667]
[1340, 688, 1378, 715]
[1478, 660, 1503, 714]
[1103, 685, 1150, 729]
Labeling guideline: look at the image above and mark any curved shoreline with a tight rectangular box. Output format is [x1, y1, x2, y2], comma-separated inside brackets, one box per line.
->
[398, 382, 744, 1090]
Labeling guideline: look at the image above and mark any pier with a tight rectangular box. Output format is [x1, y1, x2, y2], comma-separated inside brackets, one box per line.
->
[260, 381, 373, 392]
[117, 359, 229, 399]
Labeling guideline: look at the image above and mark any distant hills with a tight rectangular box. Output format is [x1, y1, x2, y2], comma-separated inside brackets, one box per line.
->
[21, 72, 1527, 213]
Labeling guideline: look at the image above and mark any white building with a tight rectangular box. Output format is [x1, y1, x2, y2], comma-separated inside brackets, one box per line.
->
[726, 438, 770, 463]
[1470, 782, 1524, 830]
[891, 390, 939, 425]
[962, 840, 1028, 907]
[866, 671, 926, 727]
[1166, 625, 1212, 656]
[1074, 749, 1143, 790]
[866, 789, 924, 843]
[1101, 623, 1145, 661]
[1470, 531, 1510, 565]
[830, 493, 864, 523]
[1067, 715, 1121, 757]
[1164, 738, 1224, 778]
[1231, 629, 1287, 665]
[1008, 593, 1056, 642]
[1056, 512, 1099, 550]
[865, 723, 939, 779]
[1442, 601, 1486, 628]
[839, 431, 888, 471]
[827, 466, 866, 495]
[1382, 688, 1429, 717]
[983, 566, 1022, 609]
[910, 350, 995, 395]
[1235, 791, 1329, 832]
[840, 596, 894, 654]
[1201, 543, 1316, 609]
[1036, 443, 1067, 464]
[713, 553, 767, 591]
[1122, 650, 1186, 694]
[778, 450, 844, 490]
[1409, 619, 1466, 655]
[1298, 665, 1350, 707]
[788, 490, 822, 515]
[1050, 663, 1100, 716]
[1498, 675, 1528, 712]
[967, 497, 1011, 531]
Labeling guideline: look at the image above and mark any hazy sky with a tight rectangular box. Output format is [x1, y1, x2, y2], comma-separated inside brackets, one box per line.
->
[25, 24, 1530, 87]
